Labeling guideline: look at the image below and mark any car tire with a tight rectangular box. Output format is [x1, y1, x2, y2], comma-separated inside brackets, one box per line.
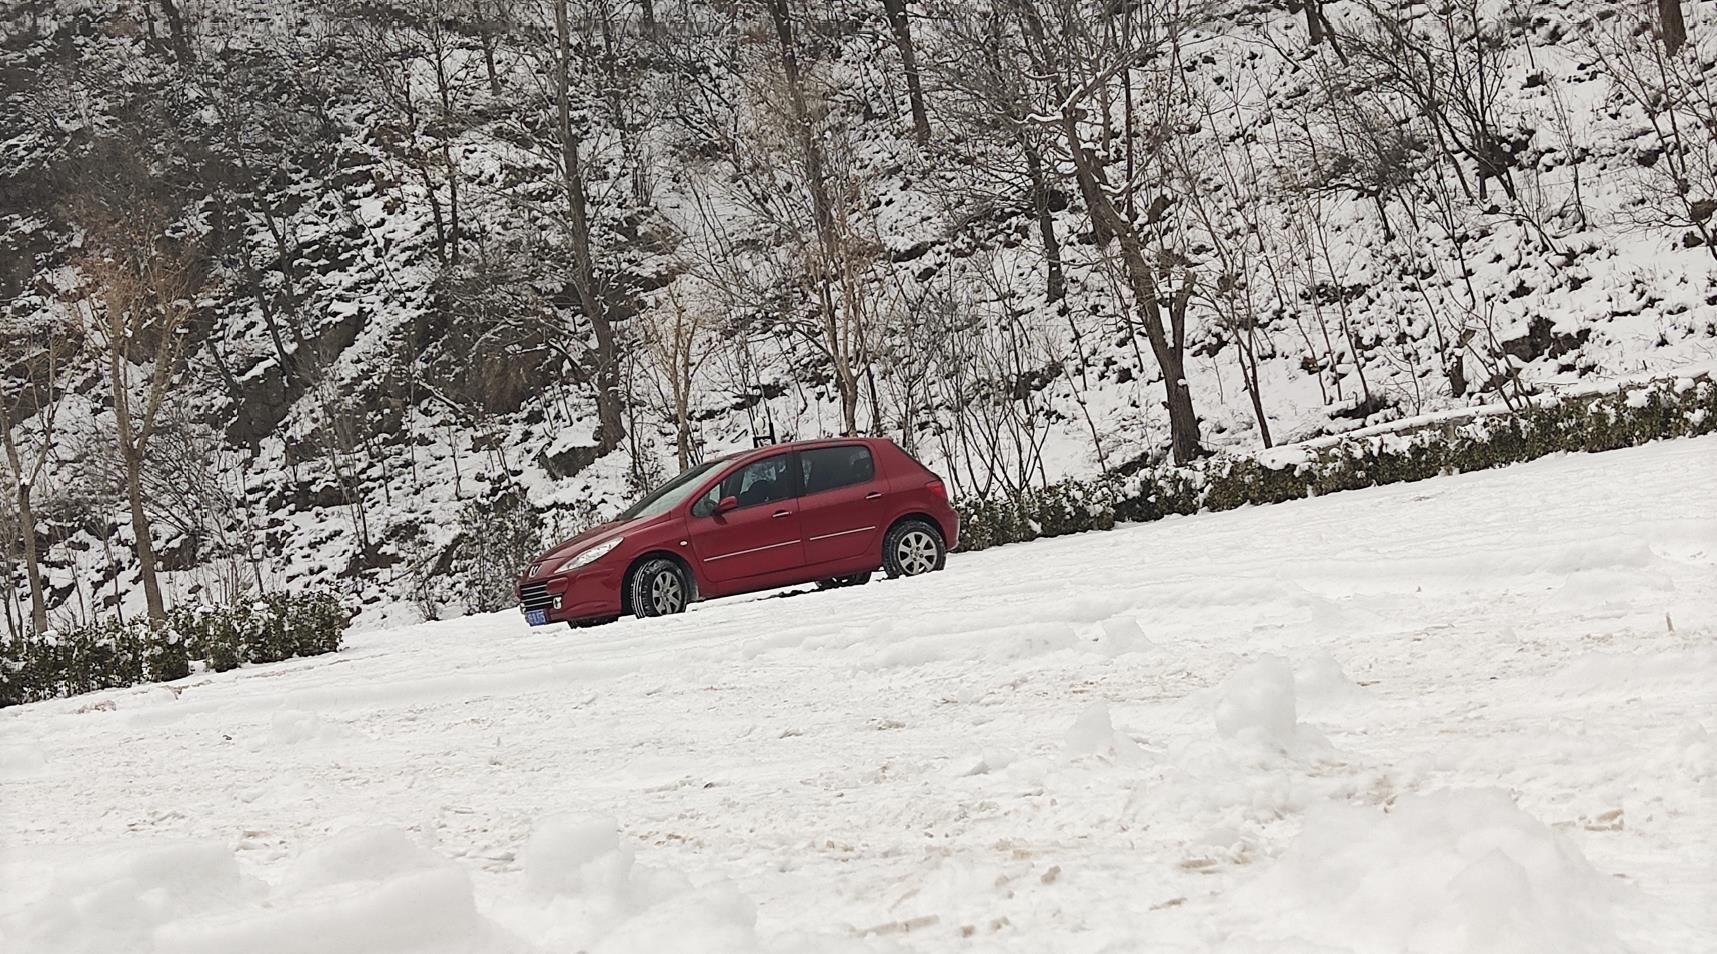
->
[882, 520, 945, 579]
[629, 559, 690, 619]
[816, 573, 872, 590]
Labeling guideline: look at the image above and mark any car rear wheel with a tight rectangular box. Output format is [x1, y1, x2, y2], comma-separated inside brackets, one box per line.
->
[883, 521, 945, 579]
[629, 558, 689, 619]
[816, 573, 872, 590]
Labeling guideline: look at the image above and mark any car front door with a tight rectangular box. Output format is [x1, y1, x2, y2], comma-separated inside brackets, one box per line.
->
[686, 453, 805, 584]
[796, 444, 889, 567]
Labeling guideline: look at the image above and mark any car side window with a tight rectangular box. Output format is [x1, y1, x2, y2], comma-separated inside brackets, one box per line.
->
[799, 445, 875, 496]
[694, 454, 794, 514]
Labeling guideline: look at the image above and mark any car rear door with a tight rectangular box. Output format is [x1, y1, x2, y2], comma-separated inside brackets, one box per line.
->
[796, 443, 889, 567]
[686, 452, 806, 584]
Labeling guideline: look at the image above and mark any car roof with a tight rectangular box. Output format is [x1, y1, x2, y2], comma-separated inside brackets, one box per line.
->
[730, 436, 885, 461]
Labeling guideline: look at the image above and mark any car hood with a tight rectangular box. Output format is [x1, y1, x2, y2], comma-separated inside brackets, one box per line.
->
[527, 513, 659, 576]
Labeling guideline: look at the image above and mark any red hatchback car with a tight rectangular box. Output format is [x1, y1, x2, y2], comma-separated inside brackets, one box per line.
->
[516, 437, 959, 626]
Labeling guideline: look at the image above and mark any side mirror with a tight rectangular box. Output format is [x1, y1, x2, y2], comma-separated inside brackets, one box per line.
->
[714, 495, 739, 515]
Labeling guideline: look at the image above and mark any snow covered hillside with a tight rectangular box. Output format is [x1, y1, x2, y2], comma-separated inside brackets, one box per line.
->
[3, 437, 1712, 953]
[2, 0, 1715, 627]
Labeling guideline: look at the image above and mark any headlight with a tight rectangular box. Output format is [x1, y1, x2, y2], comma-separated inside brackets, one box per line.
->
[556, 537, 622, 573]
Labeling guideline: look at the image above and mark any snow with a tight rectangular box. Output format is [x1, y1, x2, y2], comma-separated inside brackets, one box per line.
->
[3, 437, 1716, 952]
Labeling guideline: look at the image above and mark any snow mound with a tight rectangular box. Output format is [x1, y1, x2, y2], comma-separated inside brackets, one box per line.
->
[1293, 652, 1368, 710]
[1089, 613, 1156, 656]
[281, 825, 447, 892]
[265, 709, 352, 746]
[506, 813, 796, 952]
[523, 813, 636, 898]
[0, 740, 48, 777]
[1214, 656, 1304, 751]
[1064, 701, 1144, 763]
[157, 865, 512, 954]
[0, 829, 520, 954]
[1241, 789, 1635, 954]
[585, 884, 758, 954]
[0, 840, 263, 954]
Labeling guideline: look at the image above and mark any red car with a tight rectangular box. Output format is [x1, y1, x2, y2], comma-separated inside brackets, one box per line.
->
[516, 437, 959, 626]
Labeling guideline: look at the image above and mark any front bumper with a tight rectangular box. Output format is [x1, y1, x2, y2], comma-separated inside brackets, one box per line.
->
[517, 565, 624, 624]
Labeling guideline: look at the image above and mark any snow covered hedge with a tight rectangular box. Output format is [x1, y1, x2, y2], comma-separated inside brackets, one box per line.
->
[956, 374, 1717, 552]
[0, 592, 348, 707]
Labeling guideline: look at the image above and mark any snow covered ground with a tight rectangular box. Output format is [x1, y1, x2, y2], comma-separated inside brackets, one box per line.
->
[3, 437, 1714, 954]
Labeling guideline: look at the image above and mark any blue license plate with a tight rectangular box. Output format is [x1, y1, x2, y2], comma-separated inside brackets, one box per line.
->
[525, 609, 549, 626]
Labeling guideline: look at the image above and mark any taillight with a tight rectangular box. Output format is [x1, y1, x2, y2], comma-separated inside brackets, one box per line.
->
[925, 478, 947, 501]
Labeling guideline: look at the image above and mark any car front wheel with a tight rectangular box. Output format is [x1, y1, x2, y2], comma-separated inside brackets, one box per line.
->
[883, 521, 945, 579]
[629, 558, 690, 618]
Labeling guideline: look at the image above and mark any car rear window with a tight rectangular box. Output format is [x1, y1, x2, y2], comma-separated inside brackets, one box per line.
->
[799, 445, 875, 495]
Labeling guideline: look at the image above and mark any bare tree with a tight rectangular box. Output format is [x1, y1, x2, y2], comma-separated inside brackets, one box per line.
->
[1337, 0, 1520, 203]
[638, 280, 718, 469]
[1005, 0, 1207, 462]
[931, 2, 1069, 304]
[0, 311, 75, 632]
[880, 0, 933, 144]
[553, 0, 628, 450]
[72, 180, 204, 623]
[741, 0, 883, 435]
[1586, 7, 1716, 259]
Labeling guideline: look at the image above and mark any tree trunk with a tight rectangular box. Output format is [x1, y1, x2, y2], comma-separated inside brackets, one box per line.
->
[156, 0, 194, 66]
[554, 0, 626, 452]
[880, 0, 932, 144]
[766, 0, 835, 241]
[107, 329, 168, 623]
[1658, 0, 1687, 55]
[13, 478, 48, 634]
[1038, 108, 1200, 458]
[1302, 0, 1324, 46]
[1062, 133, 1203, 462]
[0, 415, 50, 633]
[1021, 138, 1065, 302]
[122, 446, 166, 623]
[1009, 0, 1201, 461]
[769, 0, 865, 434]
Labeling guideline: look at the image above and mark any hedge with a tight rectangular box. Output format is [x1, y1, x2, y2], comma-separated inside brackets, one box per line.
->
[956, 373, 1716, 552]
[1, 591, 348, 708]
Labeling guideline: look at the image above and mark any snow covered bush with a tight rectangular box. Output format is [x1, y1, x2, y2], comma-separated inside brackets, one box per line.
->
[171, 592, 347, 671]
[0, 592, 347, 707]
[959, 374, 1717, 552]
[448, 492, 548, 615]
[955, 479, 1120, 551]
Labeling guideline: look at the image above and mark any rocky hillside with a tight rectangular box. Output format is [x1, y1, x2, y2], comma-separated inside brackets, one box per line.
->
[0, 0, 1712, 628]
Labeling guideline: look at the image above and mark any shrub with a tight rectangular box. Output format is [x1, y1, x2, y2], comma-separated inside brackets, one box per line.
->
[1, 590, 349, 708]
[449, 492, 547, 614]
[959, 374, 1715, 553]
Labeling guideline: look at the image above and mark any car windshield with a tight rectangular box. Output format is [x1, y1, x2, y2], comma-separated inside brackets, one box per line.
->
[615, 457, 728, 521]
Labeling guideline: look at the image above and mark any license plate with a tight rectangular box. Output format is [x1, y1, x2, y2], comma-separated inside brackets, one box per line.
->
[525, 609, 549, 626]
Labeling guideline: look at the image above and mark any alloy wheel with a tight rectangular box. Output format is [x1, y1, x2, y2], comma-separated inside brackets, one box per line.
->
[895, 530, 939, 576]
[650, 570, 684, 614]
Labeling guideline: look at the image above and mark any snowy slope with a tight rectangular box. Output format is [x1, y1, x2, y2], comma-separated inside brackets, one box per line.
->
[3, 437, 1714, 953]
[4, 0, 1715, 628]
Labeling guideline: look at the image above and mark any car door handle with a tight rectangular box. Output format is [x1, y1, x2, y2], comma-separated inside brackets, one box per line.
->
[865, 491, 883, 500]
[772, 509, 792, 518]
